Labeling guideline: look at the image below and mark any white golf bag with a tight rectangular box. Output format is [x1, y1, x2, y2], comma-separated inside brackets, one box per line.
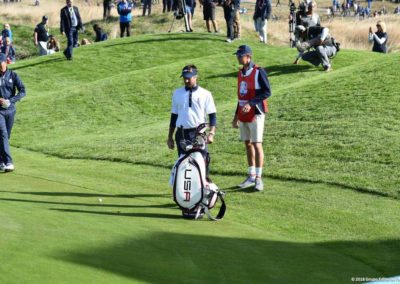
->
[169, 124, 226, 220]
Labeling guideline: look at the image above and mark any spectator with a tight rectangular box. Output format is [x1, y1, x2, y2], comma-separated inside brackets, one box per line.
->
[103, 0, 113, 19]
[369, 20, 388, 53]
[253, 0, 272, 44]
[117, 0, 133, 37]
[1, 37, 16, 63]
[233, 0, 241, 39]
[163, 0, 173, 12]
[34, 15, 50, 56]
[232, 45, 271, 192]
[93, 24, 108, 42]
[47, 36, 60, 54]
[201, 0, 218, 33]
[60, 0, 83, 60]
[223, 0, 235, 42]
[143, 0, 152, 16]
[184, 0, 195, 31]
[0, 53, 26, 173]
[1, 23, 12, 43]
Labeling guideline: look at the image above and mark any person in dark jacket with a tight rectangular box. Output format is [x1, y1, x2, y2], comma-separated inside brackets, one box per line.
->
[253, 0, 271, 44]
[0, 53, 26, 172]
[60, 0, 83, 60]
[369, 20, 388, 53]
[223, 0, 235, 42]
[93, 24, 108, 42]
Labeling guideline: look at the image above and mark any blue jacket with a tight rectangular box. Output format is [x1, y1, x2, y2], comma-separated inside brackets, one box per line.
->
[0, 69, 26, 112]
[117, 2, 133, 23]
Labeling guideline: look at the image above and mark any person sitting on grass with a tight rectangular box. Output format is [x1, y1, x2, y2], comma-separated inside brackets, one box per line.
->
[93, 24, 108, 42]
[47, 35, 60, 54]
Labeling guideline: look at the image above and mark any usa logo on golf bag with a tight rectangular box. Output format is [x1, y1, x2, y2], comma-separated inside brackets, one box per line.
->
[170, 124, 226, 221]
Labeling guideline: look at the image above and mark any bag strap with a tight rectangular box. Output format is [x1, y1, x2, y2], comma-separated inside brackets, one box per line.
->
[203, 192, 226, 221]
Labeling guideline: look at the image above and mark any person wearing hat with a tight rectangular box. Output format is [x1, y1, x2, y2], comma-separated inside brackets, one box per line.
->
[293, 24, 337, 72]
[60, 0, 83, 60]
[232, 45, 271, 191]
[167, 65, 217, 173]
[34, 16, 50, 56]
[0, 53, 26, 172]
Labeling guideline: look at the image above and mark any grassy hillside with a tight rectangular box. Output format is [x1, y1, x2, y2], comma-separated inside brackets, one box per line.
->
[11, 32, 400, 197]
[1, 32, 399, 283]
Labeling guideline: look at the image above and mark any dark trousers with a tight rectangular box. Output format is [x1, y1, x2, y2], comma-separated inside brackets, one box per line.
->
[65, 27, 78, 59]
[103, 2, 111, 19]
[143, 0, 152, 15]
[163, 0, 173, 12]
[120, 22, 131, 37]
[224, 8, 235, 40]
[0, 109, 15, 164]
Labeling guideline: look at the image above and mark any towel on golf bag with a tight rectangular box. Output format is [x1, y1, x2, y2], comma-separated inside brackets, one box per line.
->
[170, 151, 226, 220]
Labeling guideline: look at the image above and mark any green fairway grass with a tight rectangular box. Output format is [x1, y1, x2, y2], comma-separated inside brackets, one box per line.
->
[1, 32, 399, 283]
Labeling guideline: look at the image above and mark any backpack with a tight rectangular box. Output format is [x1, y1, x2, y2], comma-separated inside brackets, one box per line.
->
[169, 123, 226, 220]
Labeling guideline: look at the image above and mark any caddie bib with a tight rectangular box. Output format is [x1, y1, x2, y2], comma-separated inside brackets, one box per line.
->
[237, 66, 258, 122]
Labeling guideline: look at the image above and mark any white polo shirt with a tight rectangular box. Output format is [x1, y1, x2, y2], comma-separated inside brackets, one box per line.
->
[171, 86, 216, 129]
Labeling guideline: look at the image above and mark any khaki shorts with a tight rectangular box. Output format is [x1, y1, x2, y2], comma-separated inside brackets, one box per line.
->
[239, 114, 265, 142]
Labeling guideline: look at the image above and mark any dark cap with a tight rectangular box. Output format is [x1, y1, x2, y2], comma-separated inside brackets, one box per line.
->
[43, 15, 49, 20]
[181, 65, 198, 78]
[0, 53, 7, 63]
[234, 45, 252, 57]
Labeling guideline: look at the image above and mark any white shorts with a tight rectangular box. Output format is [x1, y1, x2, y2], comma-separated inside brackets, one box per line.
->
[239, 114, 265, 143]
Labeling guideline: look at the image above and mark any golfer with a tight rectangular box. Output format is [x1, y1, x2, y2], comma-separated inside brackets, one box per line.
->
[0, 53, 26, 172]
[167, 65, 217, 176]
[232, 45, 271, 191]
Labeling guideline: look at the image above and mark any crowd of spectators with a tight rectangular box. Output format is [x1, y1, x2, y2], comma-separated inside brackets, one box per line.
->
[0, 0, 396, 61]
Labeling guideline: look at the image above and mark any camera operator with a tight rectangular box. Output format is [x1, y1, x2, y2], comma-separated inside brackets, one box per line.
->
[293, 25, 337, 72]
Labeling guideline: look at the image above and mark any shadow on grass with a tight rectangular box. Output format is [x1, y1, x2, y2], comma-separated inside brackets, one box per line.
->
[51, 208, 181, 219]
[11, 57, 64, 71]
[265, 64, 314, 76]
[0, 197, 177, 209]
[0, 190, 170, 198]
[52, 232, 400, 284]
[103, 35, 222, 49]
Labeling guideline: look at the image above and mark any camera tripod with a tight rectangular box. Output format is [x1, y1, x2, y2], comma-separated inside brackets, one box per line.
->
[168, 0, 191, 32]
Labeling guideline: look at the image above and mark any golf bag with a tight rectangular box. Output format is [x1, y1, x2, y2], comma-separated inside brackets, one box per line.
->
[169, 124, 226, 220]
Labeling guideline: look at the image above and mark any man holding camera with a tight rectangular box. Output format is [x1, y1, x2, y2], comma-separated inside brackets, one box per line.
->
[232, 45, 271, 192]
[293, 25, 337, 72]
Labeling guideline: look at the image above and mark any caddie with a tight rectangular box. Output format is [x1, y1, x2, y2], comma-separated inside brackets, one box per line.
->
[232, 45, 271, 191]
